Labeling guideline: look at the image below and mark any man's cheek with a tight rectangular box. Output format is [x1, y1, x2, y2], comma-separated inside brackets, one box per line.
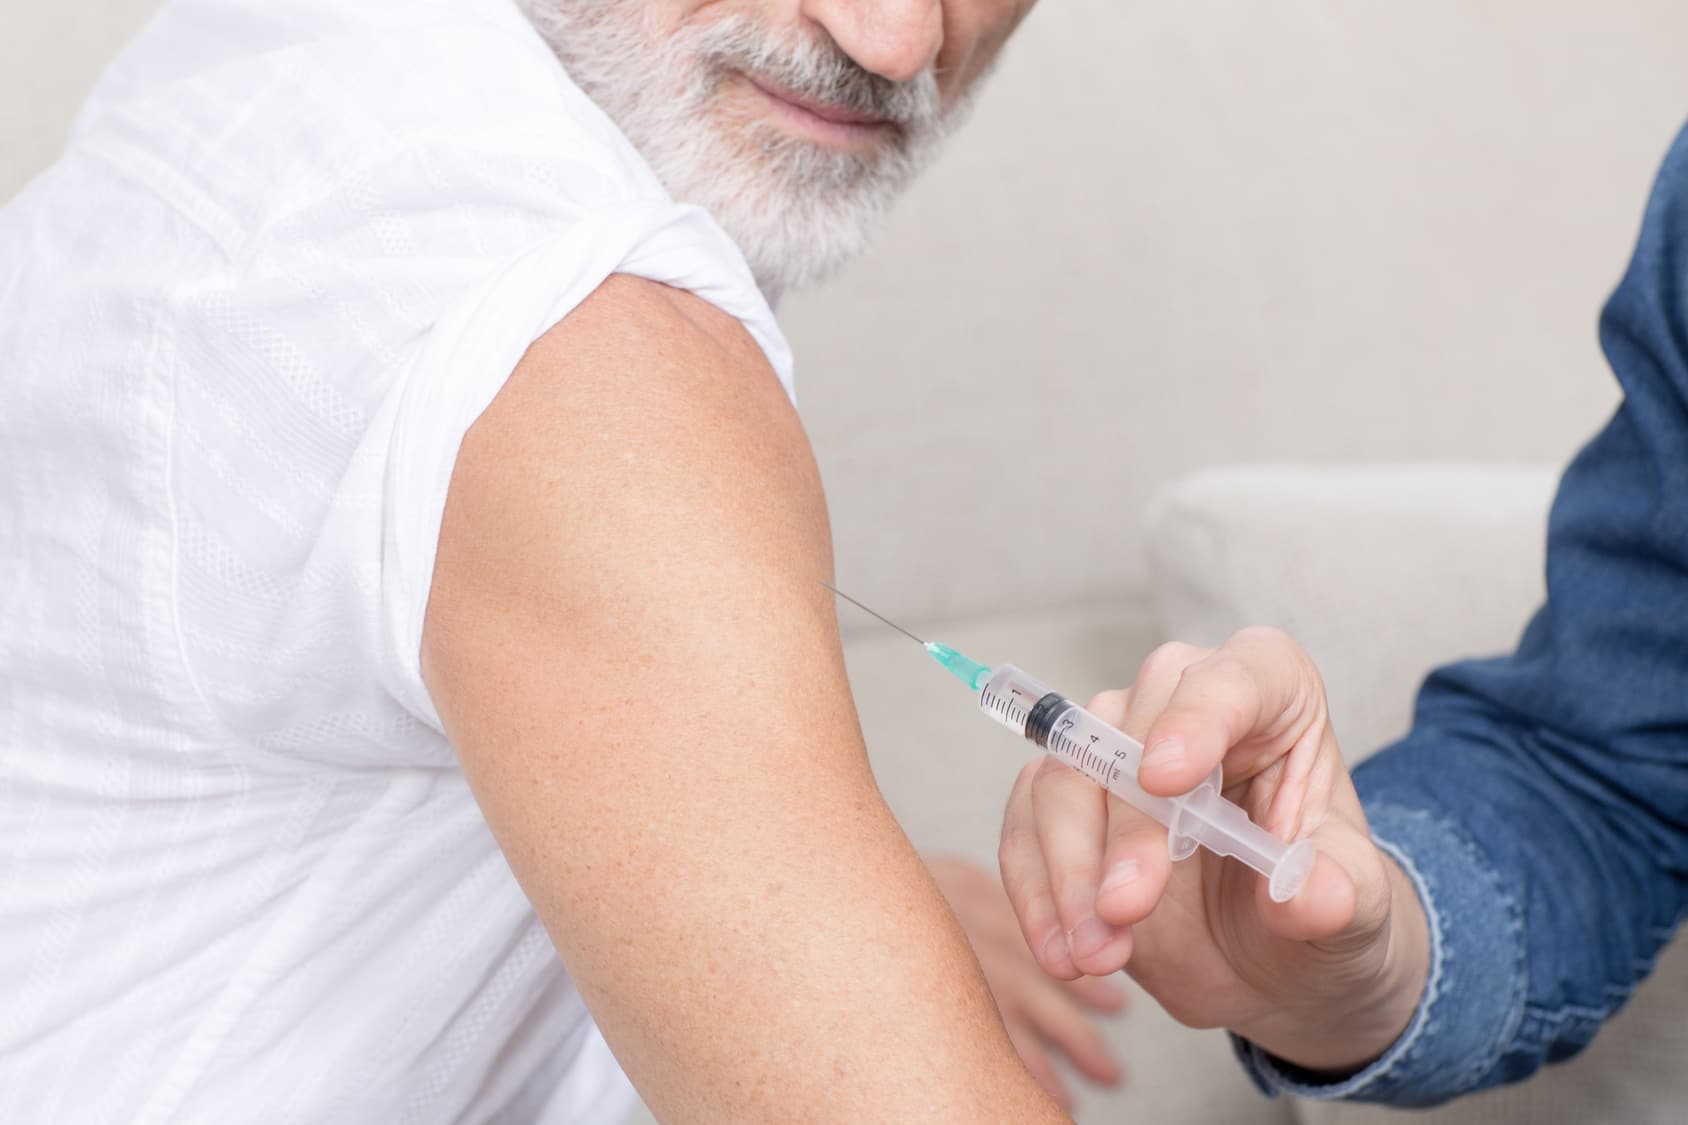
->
[935, 0, 1024, 100]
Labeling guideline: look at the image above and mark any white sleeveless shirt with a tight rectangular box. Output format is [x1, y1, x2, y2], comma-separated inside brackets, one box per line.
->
[0, 1, 793, 1121]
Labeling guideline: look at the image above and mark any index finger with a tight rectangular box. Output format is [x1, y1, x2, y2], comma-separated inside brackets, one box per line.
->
[1136, 626, 1328, 797]
[999, 760, 1079, 980]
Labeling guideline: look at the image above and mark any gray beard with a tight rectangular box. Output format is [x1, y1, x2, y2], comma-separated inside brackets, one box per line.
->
[517, 1, 958, 299]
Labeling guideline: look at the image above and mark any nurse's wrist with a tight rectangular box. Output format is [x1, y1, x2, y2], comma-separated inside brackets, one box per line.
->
[1252, 853, 1432, 1076]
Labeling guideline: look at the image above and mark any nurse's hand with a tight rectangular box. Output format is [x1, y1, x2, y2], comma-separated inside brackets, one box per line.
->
[997, 628, 1429, 1073]
[927, 854, 1125, 1111]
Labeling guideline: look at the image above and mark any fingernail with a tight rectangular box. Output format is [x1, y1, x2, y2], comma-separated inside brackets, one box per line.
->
[1100, 858, 1140, 895]
[1040, 929, 1072, 970]
[1068, 914, 1115, 960]
[1143, 737, 1184, 771]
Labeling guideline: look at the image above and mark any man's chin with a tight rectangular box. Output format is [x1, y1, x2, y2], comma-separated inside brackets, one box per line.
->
[653, 121, 923, 297]
[667, 170, 889, 298]
[718, 212, 871, 300]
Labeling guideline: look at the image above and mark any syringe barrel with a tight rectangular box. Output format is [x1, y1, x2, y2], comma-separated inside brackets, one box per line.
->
[979, 665, 1185, 826]
[978, 665, 1054, 735]
[977, 664, 1315, 902]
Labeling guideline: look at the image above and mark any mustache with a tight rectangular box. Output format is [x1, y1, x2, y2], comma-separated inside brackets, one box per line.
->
[687, 16, 941, 130]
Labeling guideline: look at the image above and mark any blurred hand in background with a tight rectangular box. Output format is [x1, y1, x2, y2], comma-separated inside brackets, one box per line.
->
[927, 853, 1126, 1111]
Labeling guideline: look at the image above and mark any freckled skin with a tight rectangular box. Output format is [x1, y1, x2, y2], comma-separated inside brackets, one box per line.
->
[425, 4, 1062, 1115]
[425, 271, 1066, 1121]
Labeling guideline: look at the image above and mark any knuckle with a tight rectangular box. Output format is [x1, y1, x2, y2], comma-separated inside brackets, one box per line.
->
[1103, 808, 1150, 846]
[1167, 651, 1249, 711]
[1028, 755, 1073, 795]
[1085, 687, 1129, 716]
[1004, 760, 1043, 810]
[1135, 641, 1205, 688]
[1188, 648, 1250, 686]
[1299, 649, 1330, 697]
[1225, 625, 1331, 713]
[1158, 994, 1222, 1030]
[1228, 623, 1297, 654]
[1029, 761, 1093, 816]
[1004, 764, 1037, 808]
[998, 816, 1039, 871]
[997, 824, 1030, 869]
[997, 865, 1039, 924]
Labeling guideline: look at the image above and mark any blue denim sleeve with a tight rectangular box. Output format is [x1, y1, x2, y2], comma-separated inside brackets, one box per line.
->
[1237, 121, 1688, 1106]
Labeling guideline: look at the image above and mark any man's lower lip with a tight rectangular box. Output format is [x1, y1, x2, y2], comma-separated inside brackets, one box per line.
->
[741, 76, 893, 148]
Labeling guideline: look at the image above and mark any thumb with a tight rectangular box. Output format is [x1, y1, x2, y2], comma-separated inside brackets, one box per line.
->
[1256, 849, 1358, 943]
[1256, 817, 1389, 950]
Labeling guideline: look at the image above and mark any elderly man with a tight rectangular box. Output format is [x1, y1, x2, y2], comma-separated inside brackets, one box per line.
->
[0, 0, 1118, 1120]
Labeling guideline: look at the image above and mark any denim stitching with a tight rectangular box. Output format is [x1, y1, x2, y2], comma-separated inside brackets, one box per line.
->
[1362, 832, 1444, 1090]
[1382, 805, 1528, 1097]
[1239, 803, 1529, 1104]
[1233, 820, 1448, 1101]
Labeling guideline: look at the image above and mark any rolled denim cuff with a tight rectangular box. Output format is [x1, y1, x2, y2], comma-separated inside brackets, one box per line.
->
[1233, 801, 1527, 1106]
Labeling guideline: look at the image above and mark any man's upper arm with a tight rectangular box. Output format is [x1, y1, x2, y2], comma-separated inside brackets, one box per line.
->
[420, 275, 1059, 1122]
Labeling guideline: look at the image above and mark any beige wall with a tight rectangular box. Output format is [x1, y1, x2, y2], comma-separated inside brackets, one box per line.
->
[10, 1, 1688, 627]
[0, 0, 161, 194]
[785, 1, 1688, 624]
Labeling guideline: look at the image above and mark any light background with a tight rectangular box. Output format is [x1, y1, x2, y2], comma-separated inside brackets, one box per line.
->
[10, 2, 1688, 637]
[781, 0, 1688, 629]
[11, 5, 1688, 1124]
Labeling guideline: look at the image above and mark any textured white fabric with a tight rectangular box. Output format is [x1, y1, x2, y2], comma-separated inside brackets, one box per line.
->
[0, 0, 791, 1121]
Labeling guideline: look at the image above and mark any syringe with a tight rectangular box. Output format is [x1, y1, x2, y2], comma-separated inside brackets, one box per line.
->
[827, 584, 1316, 903]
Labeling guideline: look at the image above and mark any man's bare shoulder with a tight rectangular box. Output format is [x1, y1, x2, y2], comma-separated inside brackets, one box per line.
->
[413, 269, 1056, 1125]
[449, 273, 803, 537]
[579, 273, 773, 369]
[419, 270, 820, 708]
